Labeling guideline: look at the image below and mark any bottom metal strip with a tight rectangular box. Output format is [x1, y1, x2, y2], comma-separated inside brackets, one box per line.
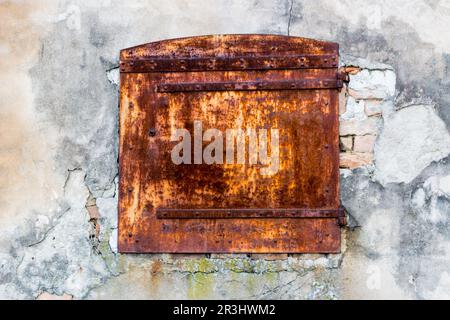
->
[156, 208, 344, 219]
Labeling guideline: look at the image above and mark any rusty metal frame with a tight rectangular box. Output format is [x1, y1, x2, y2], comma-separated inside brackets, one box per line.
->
[118, 35, 345, 254]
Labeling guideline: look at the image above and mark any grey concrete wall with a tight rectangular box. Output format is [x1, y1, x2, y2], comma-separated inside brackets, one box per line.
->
[1, 0, 450, 299]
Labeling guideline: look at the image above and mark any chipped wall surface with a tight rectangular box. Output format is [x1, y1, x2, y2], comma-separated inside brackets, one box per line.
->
[1, 0, 450, 299]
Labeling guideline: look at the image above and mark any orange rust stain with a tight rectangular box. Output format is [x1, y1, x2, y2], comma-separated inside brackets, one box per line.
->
[118, 35, 342, 253]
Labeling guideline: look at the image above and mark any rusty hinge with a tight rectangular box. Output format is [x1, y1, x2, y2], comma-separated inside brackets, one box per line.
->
[156, 79, 343, 93]
[338, 206, 347, 226]
[120, 54, 338, 73]
[337, 69, 350, 83]
[156, 208, 344, 219]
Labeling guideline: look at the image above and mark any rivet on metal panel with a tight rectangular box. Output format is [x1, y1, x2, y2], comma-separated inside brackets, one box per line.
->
[129, 102, 134, 109]
[299, 57, 305, 67]
[269, 58, 275, 68]
[207, 59, 214, 69]
[317, 230, 324, 243]
[148, 128, 157, 137]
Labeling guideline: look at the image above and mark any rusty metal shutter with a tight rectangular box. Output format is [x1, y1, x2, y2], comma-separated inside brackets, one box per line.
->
[118, 35, 346, 253]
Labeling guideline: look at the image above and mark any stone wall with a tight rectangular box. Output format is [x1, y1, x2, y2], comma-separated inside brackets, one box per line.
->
[339, 60, 396, 169]
[1, 0, 450, 300]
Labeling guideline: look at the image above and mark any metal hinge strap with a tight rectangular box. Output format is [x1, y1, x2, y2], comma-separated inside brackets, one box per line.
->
[156, 208, 344, 219]
[156, 79, 343, 93]
[120, 54, 338, 73]
[338, 206, 347, 226]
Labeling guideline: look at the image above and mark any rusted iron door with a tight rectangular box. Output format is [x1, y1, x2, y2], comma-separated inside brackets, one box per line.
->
[119, 35, 345, 253]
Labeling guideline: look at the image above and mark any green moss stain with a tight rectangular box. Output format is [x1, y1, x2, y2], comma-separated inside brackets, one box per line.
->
[223, 258, 255, 272]
[183, 257, 217, 273]
[98, 229, 120, 274]
[187, 273, 215, 299]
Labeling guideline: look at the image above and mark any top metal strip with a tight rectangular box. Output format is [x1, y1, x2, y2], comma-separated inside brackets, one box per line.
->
[120, 54, 338, 73]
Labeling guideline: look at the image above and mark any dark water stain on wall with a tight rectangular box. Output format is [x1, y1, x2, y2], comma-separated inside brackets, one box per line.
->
[29, 13, 119, 197]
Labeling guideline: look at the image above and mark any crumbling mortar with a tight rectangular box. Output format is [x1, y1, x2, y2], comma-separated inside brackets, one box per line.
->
[63, 167, 83, 191]
[145, 257, 344, 276]
[287, 0, 294, 36]
[246, 272, 312, 299]
[347, 66, 394, 72]
[80, 273, 115, 300]
[10, 167, 121, 299]
[27, 207, 71, 249]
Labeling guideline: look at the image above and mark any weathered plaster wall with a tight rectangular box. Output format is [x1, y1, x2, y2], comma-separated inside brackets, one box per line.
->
[1, 0, 449, 299]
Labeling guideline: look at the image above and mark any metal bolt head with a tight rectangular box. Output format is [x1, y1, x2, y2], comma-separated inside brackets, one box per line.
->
[148, 128, 157, 137]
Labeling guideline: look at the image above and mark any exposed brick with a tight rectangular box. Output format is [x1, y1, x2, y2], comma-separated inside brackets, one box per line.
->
[364, 99, 383, 116]
[85, 194, 96, 207]
[339, 117, 380, 136]
[348, 69, 396, 100]
[343, 66, 361, 74]
[339, 88, 347, 115]
[354, 135, 376, 153]
[86, 205, 100, 220]
[340, 136, 353, 151]
[340, 152, 373, 169]
[341, 96, 366, 121]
